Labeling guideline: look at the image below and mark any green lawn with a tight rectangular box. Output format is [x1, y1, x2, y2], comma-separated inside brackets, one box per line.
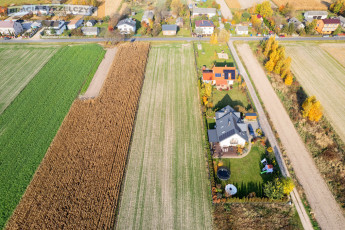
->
[217, 143, 274, 198]
[116, 43, 212, 229]
[197, 0, 218, 8]
[194, 42, 234, 69]
[0, 45, 59, 114]
[0, 44, 105, 229]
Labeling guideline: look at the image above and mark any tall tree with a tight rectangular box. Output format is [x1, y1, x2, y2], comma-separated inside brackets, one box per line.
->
[302, 96, 323, 122]
[255, 1, 273, 18]
[284, 73, 293, 86]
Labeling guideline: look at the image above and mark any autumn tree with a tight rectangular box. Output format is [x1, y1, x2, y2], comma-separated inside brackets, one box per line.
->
[255, 1, 273, 18]
[210, 33, 218, 44]
[302, 96, 323, 122]
[171, 0, 183, 16]
[282, 177, 294, 194]
[284, 73, 293, 86]
[218, 29, 230, 42]
[204, 83, 212, 98]
[264, 178, 284, 200]
[280, 56, 291, 78]
[263, 36, 274, 57]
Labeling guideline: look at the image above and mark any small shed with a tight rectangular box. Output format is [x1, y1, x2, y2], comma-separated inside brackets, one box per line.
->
[86, 20, 97, 27]
[245, 113, 257, 120]
[162, 24, 177, 35]
[81, 27, 99, 36]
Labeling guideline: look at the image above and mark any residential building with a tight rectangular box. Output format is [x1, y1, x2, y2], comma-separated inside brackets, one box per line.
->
[192, 7, 217, 18]
[288, 17, 305, 30]
[141, 10, 154, 25]
[208, 105, 248, 148]
[202, 65, 236, 89]
[85, 20, 97, 27]
[338, 16, 345, 27]
[162, 24, 177, 35]
[42, 20, 66, 35]
[315, 18, 340, 34]
[117, 18, 136, 34]
[176, 17, 184, 27]
[67, 19, 83, 30]
[81, 27, 99, 36]
[235, 25, 248, 35]
[304, 11, 328, 21]
[0, 21, 23, 35]
[195, 20, 215, 35]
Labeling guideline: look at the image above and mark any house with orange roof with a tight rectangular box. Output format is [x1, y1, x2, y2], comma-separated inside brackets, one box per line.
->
[202, 65, 236, 90]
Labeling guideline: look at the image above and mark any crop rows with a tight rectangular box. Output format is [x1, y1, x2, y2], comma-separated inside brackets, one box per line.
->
[0, 44, 106, 229]
[5, 42, 150, 229]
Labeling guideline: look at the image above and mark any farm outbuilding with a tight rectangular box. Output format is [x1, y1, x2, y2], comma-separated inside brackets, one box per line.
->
[162, 24, 177, 35]
[245, 113, 257, 120]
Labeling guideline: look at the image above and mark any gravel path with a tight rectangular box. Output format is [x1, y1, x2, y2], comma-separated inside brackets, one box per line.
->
[80, 47, 117, 99]
[234, 42, 345, 230]
[216, 0, 233, 20]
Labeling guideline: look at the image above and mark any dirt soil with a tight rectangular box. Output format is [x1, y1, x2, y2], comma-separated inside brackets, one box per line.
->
[105, 0, 122, 16]
[271, 0, 331, 10]
[320, 43, 345, 68]
[236, 43, 345, 230]
[80, 47, 117, 99]
[237, 0, 276, 9]
[5, 43, 150, 229]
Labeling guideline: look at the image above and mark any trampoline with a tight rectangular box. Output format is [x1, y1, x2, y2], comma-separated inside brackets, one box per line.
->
[217, 166, 230, 180]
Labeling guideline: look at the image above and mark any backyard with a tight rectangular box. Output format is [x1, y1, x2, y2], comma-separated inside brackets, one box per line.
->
[194, 42, 234, 69]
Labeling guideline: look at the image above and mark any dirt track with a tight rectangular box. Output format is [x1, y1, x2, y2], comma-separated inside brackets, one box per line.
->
[236, 43, 345, 230]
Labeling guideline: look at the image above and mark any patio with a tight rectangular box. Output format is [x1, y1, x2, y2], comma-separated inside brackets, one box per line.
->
[212, 143, 238, 158]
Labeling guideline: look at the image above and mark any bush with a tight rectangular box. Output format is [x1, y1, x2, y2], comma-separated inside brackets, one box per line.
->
[263, 178, 284, 200]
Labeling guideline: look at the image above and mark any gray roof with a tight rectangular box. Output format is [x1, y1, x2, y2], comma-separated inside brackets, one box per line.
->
[81, 27, 98, 33]
[339, 16, 345, 24]
[142, 10, 154, 21]
[117, 18, 136, 27]
[193, 7, 217, 15]
[162, 24, 177, 31]
[304, 11, 328, 16]
[208, 129, 219, 142]
[209, 105, 248, 143]
[236, 25, 248, 31]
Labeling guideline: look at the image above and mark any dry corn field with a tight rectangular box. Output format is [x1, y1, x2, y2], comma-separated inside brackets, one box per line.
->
[116, 43, 212, 229]
[5, 42, 150, 229]
[284, 43, 345, 144]
[271, 0, 331, 10]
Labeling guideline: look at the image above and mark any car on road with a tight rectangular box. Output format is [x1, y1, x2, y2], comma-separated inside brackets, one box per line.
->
[248, 124, 255, 136]
[3, 37, 11, 40]
[130, 38, 135, 42]
[323, 35, 330, 37]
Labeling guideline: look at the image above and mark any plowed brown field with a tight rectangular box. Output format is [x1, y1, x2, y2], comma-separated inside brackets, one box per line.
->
[5, 42, 150, 229]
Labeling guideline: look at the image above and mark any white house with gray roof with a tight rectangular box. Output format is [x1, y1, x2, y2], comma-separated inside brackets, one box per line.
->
[117, 18, 136, 34]
[141, 10, 154, 25]
[235, 25, 248, 35]
[288, 17, 305, 30]
[208, 106, 248, 148]
[304, 11, 328, 22]
[0, 21, 23, 36]
[192, 7, 217, 18]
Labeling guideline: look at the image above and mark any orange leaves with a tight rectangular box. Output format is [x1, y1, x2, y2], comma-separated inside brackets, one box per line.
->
[302, 96, 323, 122]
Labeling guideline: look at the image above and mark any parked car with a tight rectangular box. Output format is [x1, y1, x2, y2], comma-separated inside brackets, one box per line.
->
[248, 124, 255, 136]
[3, 37, 11, 40]
[323, 35, 330, 37]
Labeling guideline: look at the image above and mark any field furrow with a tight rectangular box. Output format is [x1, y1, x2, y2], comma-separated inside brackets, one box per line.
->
[116, 43, 212, 230]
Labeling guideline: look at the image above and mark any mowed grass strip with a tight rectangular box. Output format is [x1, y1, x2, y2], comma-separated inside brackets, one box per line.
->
[116, 43, 212, 229]
[0, 46, 58, 114]
[0, 44, 105, 228]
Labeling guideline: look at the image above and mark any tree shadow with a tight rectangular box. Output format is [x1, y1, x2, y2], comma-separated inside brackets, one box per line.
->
[233, 181, 263, 198]
[321, 1, 331, 8]
[214, 94, 244, 111]
[296, 86, 307, 111]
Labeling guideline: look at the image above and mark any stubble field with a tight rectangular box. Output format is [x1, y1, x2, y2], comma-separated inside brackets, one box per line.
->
[284, 42, 345, 144]
[116, 43, 212, 229]
[6, 43, 150, 229]
[0, 45, 58, 114]
[320, 43, 345, 68]
[271, 0, 331, 10]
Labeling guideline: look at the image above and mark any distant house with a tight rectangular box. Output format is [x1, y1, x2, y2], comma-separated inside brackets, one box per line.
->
[0, 21, 23, 35]
[245, 113, 257, 120]
[67, 19, 83, 30]
[195, 20, 215, 35]
[42, 20, 66, 35]
[338, 16, 345, 27]
[202, 65, 236, 89]
[316, 18, 340, 34]
[162, 24, 177, 35]
[192, 7, 217, 18]
[117, 18, 136, 34]
[81, 26, 99, 36]
[141, 10, 154, 25]
[235, 25, 248, 35]
[85, 20, 97, 27]
[176, 17, 184, 27]
[304, 11, 328, 22]
[288, 17, 305, 30]
[208, 105, 248, 148]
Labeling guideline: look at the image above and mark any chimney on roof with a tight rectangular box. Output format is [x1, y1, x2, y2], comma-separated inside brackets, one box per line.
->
[202, 65, 206, 70]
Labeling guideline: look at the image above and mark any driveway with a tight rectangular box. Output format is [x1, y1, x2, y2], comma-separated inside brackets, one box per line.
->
[234, 42, 345, 230]
[216, 0, 233, 20]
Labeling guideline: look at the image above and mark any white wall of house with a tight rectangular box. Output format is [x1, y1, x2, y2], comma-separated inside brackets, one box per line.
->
[117, 24, 136, 34]
[0, 22, 23, 35]
[67, 20, 83, 30]
[219, 134, 246, 147]
[235, 29, 248, 35]
[196, 26, 214, 35]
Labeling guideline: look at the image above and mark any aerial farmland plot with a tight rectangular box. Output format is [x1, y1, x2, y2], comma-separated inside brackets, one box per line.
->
[116, 43, 212, 229]
[0, 45, 58, 114]
[0, 44, 105, 229]
[284, 42, 345, 143]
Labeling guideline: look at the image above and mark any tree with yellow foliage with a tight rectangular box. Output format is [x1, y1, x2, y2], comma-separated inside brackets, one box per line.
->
[210, 33, 218, 44]
[302, 96, 323, 122]
[204, 83, 212, 98]
[218, 29, 230, 42]
[202, 96, 208, 105]
[284, 73, 293, 86]
[263, 36, 274, 57]
[255, 1, 273, 18]
[282, 177, 294, 195]
[280, 57, 291, 78]
[237, 75, 242, 83]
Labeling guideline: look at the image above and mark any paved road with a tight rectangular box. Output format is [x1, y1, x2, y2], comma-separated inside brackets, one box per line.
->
[1, 36, 345, 43]
[234, 42, 345, 230]
[228, 41, 314, 230]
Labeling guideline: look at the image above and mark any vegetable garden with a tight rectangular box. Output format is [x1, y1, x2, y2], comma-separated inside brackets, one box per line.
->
[5, 42, 150, 229]
[0, 44, 105, 229]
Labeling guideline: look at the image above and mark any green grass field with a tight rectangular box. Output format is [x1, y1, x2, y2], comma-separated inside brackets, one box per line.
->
[0, 44, 105, 229]
[195, 42, 234, 69]
[0, 45, 58, 114]
[116, 43, 212, 229]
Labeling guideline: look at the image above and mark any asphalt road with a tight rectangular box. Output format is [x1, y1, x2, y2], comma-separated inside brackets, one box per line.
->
[1, 36, 345, 43]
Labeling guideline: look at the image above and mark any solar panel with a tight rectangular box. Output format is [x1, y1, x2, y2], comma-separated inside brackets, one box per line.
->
[215, 73, 221, 77]
[218, 129, 235, 142]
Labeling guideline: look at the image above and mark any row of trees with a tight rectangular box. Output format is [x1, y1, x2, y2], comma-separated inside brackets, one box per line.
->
[263, 36, 293, 85]
[330, 0, 345, 16]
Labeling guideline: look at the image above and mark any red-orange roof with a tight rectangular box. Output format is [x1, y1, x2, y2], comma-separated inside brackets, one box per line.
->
[212, 66, 236, 74]
[202, 72, 213, 81]
[216, 79, 227, 85]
